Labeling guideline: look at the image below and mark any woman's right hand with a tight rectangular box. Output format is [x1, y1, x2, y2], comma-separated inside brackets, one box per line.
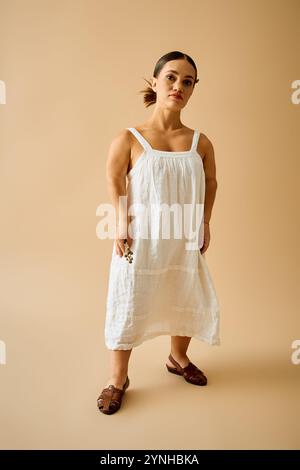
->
[115, 215, 133, 257]
[115, 226, 134, 258]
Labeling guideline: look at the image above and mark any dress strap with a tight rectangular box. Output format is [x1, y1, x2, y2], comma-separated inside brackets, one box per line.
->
[127, 128, 152, 152]
[190, 129, 200, 152]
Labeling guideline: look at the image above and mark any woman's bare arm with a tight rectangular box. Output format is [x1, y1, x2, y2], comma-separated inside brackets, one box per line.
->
[201, 134, 218, 224]
[106, 129, 131, 255]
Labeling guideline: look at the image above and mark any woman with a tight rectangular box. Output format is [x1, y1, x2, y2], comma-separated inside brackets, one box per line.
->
[97, 51, 220, 415]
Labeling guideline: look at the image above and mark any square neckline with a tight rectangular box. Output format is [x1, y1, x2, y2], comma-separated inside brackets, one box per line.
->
[132, 127, 197, 154]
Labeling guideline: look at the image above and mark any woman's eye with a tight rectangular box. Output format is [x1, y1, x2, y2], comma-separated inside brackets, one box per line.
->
[166, 75, 192, 86]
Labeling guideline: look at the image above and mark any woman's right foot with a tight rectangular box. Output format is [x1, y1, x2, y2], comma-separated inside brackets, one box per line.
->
[97, 375, 130, 414]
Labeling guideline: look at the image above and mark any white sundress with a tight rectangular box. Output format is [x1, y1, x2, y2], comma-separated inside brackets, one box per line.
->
[104, 127, 220, 350]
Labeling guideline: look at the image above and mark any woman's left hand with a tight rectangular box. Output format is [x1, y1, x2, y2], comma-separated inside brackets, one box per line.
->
[200, 223, 210, 255]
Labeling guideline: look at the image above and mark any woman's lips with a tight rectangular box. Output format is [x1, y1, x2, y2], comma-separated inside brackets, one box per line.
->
[169, 95, 183, 101]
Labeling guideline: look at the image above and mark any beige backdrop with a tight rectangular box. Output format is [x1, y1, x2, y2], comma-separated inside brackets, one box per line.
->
[0, 0, 299, 450]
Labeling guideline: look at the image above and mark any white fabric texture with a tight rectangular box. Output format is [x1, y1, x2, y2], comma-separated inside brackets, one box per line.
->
[104, 127, 220, 350]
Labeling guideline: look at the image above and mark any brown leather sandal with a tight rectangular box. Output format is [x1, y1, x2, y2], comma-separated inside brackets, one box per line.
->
[166, 354, 207, 386]
[97, 376, 130, 414]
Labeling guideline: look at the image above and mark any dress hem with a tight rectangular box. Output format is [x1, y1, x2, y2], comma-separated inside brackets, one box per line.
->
[105, 330, 221, 351]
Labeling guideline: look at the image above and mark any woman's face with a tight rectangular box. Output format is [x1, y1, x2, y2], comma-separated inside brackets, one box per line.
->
[151, 59, 197, 109]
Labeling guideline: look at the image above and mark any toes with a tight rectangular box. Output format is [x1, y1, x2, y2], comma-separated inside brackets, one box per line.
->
[97, 397, 120, 414]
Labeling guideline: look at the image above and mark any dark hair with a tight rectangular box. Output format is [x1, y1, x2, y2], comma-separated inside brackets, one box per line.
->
[139, 51, 199, 108]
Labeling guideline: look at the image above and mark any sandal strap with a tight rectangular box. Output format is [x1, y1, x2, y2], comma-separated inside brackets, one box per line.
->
[168, 354, 184, 371]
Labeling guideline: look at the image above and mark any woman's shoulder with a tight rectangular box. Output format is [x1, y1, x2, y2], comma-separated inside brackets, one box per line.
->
[109, 127, 135, 148]
[198, 132, 214, 160]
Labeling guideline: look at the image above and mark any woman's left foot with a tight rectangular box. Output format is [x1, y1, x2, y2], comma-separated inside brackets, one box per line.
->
[166, 353, 208, 386]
